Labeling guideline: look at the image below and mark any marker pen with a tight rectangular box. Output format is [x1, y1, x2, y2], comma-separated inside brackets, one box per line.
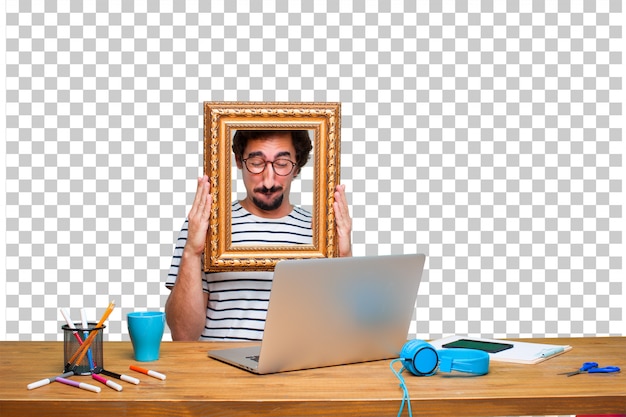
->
[27, 371, 74, 390]
[92, 373, 123, 391]
[80, 308, 96, 370]
[99, 368, 140, 385]
[55, 377, 101, 393]
[129, 365, 166, 380]
[59, 308, 84, 345]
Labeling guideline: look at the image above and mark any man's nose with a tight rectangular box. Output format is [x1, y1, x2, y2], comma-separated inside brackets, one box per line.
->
[262, 162, 276, 188]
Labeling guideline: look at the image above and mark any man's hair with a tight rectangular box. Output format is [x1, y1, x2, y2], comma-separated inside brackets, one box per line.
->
[232, 130, 313, 170]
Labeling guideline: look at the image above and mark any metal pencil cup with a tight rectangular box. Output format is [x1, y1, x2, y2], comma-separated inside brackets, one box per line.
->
[62, 323, 105, 375]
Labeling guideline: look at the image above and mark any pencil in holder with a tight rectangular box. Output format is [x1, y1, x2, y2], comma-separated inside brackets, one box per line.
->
[62, 323, 105, 375]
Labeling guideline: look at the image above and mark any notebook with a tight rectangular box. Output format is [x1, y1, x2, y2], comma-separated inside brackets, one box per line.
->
[208, 253, 426, 374]
[429, 335, 573, 364]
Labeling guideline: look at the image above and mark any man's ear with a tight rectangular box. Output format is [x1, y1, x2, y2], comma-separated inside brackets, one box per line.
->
[235, 155, 243, 170]
[292, 167, 301, 178]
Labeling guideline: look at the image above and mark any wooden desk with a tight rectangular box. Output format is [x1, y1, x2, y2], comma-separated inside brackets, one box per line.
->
[0, 338, 624, 416]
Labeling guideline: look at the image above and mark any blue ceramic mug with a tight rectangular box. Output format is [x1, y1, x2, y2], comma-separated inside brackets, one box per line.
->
[127, 311, 165, 362]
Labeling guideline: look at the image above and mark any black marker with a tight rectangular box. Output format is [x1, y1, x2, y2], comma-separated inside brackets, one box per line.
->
[96, 368, 140, 385]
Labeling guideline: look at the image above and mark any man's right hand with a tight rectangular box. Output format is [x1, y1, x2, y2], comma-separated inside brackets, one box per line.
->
[185, 175, 213, 256]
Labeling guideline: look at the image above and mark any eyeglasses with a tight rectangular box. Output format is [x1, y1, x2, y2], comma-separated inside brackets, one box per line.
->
[242, 156, 297, 176]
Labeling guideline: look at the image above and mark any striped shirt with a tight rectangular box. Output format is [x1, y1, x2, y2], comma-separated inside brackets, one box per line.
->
[231, 200, 313, 245]
[165, 202, 313, 341]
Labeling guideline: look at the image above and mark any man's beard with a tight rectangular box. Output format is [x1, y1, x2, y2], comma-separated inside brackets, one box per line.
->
[251, 186, 284, 211]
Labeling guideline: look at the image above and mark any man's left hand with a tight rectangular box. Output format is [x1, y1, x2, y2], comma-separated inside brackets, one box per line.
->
[333, 184, 352, 257]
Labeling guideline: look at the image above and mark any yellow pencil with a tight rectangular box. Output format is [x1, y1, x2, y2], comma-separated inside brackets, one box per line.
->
[66, 301, 115, 370]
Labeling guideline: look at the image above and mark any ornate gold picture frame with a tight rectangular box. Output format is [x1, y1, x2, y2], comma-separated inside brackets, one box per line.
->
[203, 102, 341, 272]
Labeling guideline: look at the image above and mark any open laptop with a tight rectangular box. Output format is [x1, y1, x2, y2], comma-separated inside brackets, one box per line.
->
[208, 253, 426, 374]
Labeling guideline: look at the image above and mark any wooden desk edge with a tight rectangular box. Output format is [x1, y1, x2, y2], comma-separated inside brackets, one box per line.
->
[0, 337, 624, 417]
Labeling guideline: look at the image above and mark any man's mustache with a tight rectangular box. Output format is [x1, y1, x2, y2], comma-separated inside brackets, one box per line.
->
[254, 186, 283, 195]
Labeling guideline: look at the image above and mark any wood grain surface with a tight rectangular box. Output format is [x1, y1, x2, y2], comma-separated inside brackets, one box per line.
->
[0, 337, 624, 416]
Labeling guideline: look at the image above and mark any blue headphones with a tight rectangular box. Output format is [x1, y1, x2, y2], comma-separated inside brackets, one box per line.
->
[399, 339, 490, 376]
[391, 340, 490, 417]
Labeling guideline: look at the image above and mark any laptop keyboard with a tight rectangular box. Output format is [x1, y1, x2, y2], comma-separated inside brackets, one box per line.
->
[246, 355, 260, 362]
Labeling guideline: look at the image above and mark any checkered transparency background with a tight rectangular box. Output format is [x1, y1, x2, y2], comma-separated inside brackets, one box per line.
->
[4, 0, 623, 344]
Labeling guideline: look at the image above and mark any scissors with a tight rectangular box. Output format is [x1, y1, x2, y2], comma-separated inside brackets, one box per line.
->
[560, 362, 621, 377]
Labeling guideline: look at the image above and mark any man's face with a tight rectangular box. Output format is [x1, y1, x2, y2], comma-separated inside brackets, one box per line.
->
[236, 132, 298, 218]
